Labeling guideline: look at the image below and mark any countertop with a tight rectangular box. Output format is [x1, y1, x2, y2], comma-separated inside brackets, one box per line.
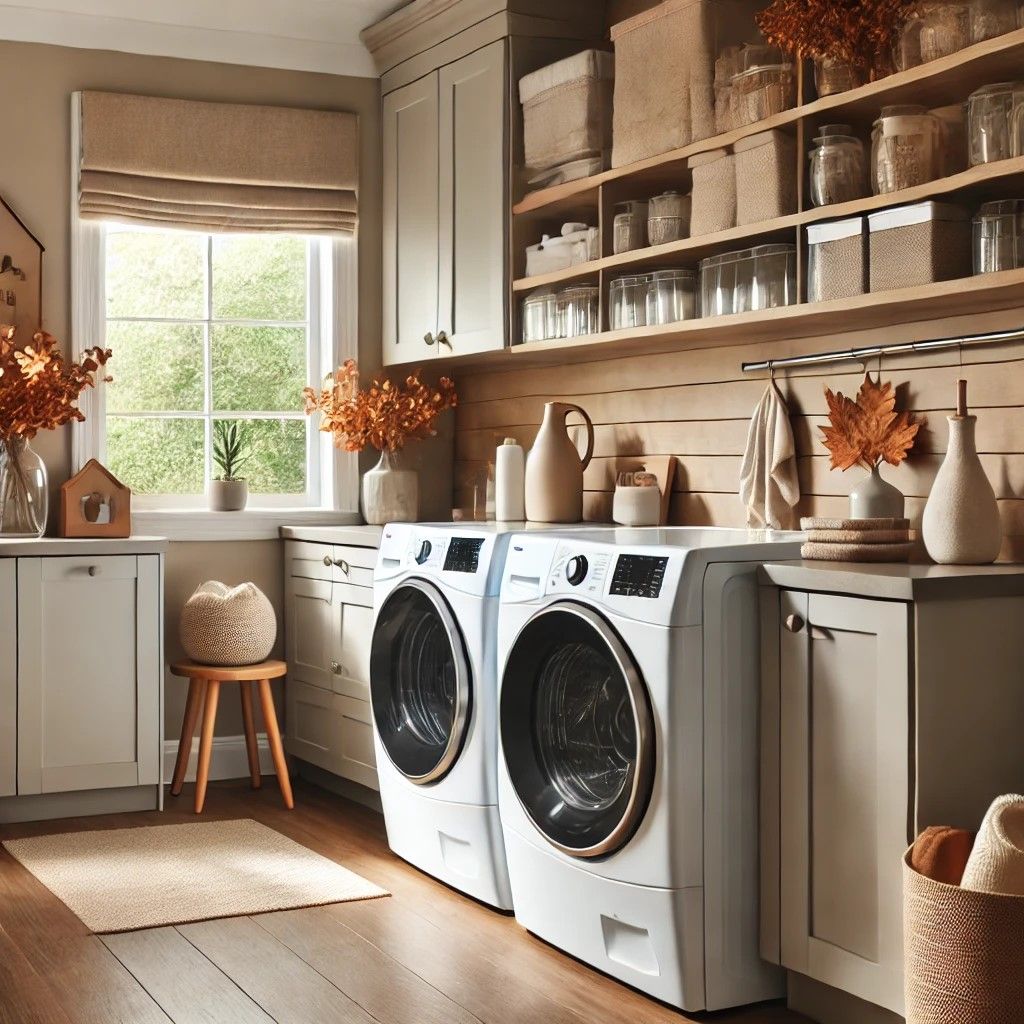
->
[280, 525, 384, 547]
[0, 536, 168, 556]
[760, 560, 1024, 601]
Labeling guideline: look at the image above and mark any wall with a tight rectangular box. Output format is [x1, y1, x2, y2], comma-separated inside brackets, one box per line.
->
[455, 304, 1024, 561]
[0, 38, 383, 737]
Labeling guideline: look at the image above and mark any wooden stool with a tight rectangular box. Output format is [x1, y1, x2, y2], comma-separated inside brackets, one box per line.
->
[169, 659, 293, 814]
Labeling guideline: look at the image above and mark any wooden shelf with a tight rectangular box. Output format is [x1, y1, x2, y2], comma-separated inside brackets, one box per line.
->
[512, 27, 1024, 220]
[511, 259, 602, 293]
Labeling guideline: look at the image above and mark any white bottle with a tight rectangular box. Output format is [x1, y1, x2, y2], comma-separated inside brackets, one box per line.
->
[495, 438, 525, 522]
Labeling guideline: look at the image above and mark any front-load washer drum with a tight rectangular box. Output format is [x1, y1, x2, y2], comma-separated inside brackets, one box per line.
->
[501, 602, 655, 858]
[370, 580, 472, 785]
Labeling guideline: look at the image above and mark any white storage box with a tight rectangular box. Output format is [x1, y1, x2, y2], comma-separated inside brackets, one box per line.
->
[520, 50, 614, 176]
[868, 202, 972, 292]
[806, 217, 867, 303]
[524, 225, 599, 277]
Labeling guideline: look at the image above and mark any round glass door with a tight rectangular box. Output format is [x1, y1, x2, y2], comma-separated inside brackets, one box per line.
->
[500, 603, 655, 858]
[370, 580, 471, 784]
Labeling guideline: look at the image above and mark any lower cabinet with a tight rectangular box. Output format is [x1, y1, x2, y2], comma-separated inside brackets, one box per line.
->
[0, 561, 16, 798]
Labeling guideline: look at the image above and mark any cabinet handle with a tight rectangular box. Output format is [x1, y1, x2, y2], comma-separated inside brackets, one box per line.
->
[322, 555, 333, 567]
[330, 661, 345, 675]
[333, 559, 350, 575]
[424, 331, 436, 346]
[437, 330, 452, 350]
[87, 565, 101, 577]
[784, 614, 805, 634]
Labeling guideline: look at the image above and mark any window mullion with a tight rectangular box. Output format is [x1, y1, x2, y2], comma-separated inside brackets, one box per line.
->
[204, 234, 214, 492]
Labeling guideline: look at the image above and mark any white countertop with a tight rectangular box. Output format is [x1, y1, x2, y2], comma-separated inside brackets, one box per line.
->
[280, 524, 384, 547]
[0, 536, 169, 556]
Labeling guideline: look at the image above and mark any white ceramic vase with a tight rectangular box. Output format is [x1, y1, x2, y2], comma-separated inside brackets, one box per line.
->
[363, 449, 418, 526]
[849, 463, 905, 520]
[209, 478, 248, 512]
[922, 413, 1001, 564]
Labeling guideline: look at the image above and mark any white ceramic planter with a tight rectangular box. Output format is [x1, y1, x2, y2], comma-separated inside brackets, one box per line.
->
[209, 478, 248, 512]
[362, 450, 418, 525]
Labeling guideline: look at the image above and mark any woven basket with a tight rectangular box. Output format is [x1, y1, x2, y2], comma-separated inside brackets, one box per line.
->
[179, 581, 277, 667]
[904, 849, 1024, 1023]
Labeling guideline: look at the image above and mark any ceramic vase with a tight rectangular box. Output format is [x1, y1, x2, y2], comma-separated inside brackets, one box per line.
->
[0, 436, 48, 537]
[524, 402, 595, 523]
[849, 463, 905, 520]
[209, 478, 248, 512]
[922, 413, 1001, 564]
[363, 449, 418, 526]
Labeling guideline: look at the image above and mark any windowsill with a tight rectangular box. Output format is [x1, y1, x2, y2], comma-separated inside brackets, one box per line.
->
[131, 508, 363, 542]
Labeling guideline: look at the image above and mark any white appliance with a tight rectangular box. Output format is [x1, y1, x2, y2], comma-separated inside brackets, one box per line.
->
[495, 526, 804, 1011]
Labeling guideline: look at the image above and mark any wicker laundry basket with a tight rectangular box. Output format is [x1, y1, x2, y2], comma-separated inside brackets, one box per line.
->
[179, 581, 277, 667]
[904, 848, 1024, 1023]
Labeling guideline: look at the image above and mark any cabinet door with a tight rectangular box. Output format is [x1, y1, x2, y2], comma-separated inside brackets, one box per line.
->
[331, 594, 373, 702]
[0, 561, 15, 797]
[779, 591, 910, 1015]
[17, 556, 160, 795]
[383, 73, 440, 366]
[437, 39, 507, 357]
[285, 575, 334, 690]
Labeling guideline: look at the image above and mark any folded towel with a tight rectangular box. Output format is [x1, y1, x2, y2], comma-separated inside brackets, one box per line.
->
[910, 825, 975, 885]
[806, 528, 912, 544]
[961, 794, 1024, 897]
[740, 381, 799, 530]
[801, 516, 910, 532]
[801, 541, 913, 562]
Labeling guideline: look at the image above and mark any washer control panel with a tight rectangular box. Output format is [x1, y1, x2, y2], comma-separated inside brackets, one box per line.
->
[549, 547, 611, 597]
[609, 554, 669, 599]
[443, 537, 485, 574]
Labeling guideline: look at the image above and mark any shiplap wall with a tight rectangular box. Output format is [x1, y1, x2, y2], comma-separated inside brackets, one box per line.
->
[454, 305, 1024, 560]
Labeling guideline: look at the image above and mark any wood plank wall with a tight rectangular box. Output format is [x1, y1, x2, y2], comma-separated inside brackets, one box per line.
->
[454, 305, 1024, 560]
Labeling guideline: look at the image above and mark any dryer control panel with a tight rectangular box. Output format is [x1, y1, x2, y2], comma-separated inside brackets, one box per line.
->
[609, 554, 669, 599]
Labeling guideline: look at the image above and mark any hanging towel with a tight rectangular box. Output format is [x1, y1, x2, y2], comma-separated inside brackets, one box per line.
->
[961, 794, 1024, 897]
[739, 379, 800, 529]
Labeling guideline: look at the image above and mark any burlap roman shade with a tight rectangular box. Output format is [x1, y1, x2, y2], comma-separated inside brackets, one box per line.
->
[78, 92, 358, 234]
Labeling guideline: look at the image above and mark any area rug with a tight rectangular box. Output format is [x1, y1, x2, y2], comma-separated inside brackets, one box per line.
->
[1, 818, 388, 933]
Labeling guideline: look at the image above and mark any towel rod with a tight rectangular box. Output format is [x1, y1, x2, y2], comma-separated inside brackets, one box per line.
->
[742, 325, 1024, 374]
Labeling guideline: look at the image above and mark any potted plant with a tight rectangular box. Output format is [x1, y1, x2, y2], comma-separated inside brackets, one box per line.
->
[0, 324, 111, 537]
[210, 420, 250, 512]
[304, 359, 457, 525]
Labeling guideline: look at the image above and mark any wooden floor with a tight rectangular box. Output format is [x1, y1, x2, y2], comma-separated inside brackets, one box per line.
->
[0, 779, 809, 1024]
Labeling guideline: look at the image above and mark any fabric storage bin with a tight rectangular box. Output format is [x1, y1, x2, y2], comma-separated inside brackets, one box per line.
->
[868, 202, 972, 292]
[734, 129, 797, 226]
[519, 50, 614, 177]
[611, 0, 715, 167]
[807, 217, 867, 302]
[689, 148, 736, 236]
[904, 849, 1024, 1023]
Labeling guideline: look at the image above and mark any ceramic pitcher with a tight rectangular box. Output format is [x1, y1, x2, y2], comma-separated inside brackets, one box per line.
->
[525, 402, 595, 523]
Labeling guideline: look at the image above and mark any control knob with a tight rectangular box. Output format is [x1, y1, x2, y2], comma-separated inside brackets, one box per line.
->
[415, 539, 433, 565]
[565, 555, 589, 586]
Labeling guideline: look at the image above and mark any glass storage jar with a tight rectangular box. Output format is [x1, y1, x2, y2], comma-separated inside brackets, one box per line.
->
[613, 201, 649, 254]
[556, 285, 599, 338]
[522, 287, 558, 342]
[731, 62, 796, 126]
[645, 269, 697, 325]
[931, 103, 969, 176]
[609, 274, 653, 330]
[918, 2, 972, 61]
[647, 191, 692, 246]
[872, 105, 941, 194]
[973, 199, 1024, 272]
[750, 244, 797, 311]
[966, 82, 1023, 165]
[969, 0, 1019, 40]
[809, 124, 868, 206]
[813, 55, 865, 98]
[700, 251, 746, 318]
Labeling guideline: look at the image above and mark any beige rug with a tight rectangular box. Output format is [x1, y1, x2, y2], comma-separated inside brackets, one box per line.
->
[1, 818, 388, 933]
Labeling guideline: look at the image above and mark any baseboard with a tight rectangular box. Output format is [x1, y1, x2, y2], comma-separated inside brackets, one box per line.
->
[162, 735, 277, 784]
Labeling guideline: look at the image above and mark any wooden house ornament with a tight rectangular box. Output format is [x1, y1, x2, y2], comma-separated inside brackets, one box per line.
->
[60, 459, 131, 538]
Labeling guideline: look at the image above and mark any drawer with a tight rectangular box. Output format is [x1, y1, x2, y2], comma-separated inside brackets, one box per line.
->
[334, 580, 373, 609]
[286, 541, 334, 581]
[39, 555, 138, 582]
[331, 556, 374, 589]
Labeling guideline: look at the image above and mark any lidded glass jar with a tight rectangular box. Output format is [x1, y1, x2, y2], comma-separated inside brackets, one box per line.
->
[917, 1, 972, 61]
[809, 124, 868, 207]
[966, 82, 1023, 165]
[973, 198, 1024, 273]
[522, 287, 558, 342]
[813, 55, 865, 98]
[647, 191, 692, 246]
[645, 269, 697, 325]
[969, 0, 1019, 41]
[613, 200, 649, 254]
[609, 274, 653, 330]
[556, 285, 599, 338]
[872, 104, 941, 194]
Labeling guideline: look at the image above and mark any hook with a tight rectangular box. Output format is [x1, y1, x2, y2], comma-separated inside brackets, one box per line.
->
[768, 359, 775, 381]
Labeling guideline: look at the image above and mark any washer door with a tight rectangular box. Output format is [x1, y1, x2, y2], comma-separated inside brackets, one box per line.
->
[500, 602, 655, 858]
[370, 580, 472, 785]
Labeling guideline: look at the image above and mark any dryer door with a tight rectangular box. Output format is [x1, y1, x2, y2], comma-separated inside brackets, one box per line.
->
[370, 579, 472, 785]
[501, 602, 655, 859]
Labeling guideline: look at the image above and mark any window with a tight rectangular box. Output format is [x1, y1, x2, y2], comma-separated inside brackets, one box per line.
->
[100, 227, 320, 508]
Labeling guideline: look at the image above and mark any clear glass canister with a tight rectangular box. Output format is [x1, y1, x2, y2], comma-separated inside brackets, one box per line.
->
[969, 0, 1019, 41]
[750, 244, 797, 311]
[647, 191, 692, 246]
[613, 201, 649, 254]
[813, 55, 865, 98]
[522, 287, 558, 342]
[918, 2, 972, 61]
[966, 82, 1022, 165]
[973, 199, 1024, 273]
[609, 274, 653, 330]
[809, 124, 868, 207]
[731, 63, 796, 126]
[699, 250, 754, 317]
[557, 285, 600, 338]
[645, 269, 697, 326]
[872, 105, 941, 194]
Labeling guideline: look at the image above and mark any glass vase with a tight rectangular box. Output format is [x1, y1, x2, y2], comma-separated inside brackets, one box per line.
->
[0, 436, 48, 537]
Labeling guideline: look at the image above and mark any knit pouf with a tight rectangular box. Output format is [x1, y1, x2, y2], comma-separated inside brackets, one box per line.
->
[179, 581, 276, 667]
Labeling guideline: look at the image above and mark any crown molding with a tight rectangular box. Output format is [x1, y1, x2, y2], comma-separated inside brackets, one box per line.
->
[0, 3, 379, 77]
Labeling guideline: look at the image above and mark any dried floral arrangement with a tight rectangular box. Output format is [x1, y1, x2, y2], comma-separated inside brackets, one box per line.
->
[304, 359, 457, 453]
[820, 373, 920, 471]
[756, 0, 915, 69]
[0, 324, 112, 441]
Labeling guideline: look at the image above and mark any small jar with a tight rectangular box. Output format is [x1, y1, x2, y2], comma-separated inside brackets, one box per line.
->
[613, 201, 649, 254]
[522, 288, 558, 342]
[872, 105, 941, 194]
[966, 82, 1021, 165]
[973, 199, 1024, 273]
[969, 0, 1019, 40]
[917, 1, 972, 61]
[647, 191, 692, 246]
[809, 124, 868, 207]
[731, 63, 796, 126]
[813, 55, 865, 98]
[556, 285, 599, 338]
[609, 274, 653, 330]
[645, 269, 697, 325]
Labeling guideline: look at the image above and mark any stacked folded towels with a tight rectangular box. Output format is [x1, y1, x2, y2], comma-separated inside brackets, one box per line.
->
[800, 516, 913, 562]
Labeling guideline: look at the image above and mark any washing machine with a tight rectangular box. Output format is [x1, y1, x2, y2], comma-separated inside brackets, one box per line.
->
[496, 526, 804, 1011]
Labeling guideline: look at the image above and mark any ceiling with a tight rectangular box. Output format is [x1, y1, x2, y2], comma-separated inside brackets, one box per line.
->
[0, 0, 408, 76]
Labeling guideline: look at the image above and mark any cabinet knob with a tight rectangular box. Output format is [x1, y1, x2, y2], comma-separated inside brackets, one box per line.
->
[333, 558, 350, 575]
[785, 614, 805, 634]
[424, 331, 436, 346]
[323, 555, 333, 567]
[330, 661, 343, 675]
[437, 330, 452, 350]
[87, 565, 101, 577]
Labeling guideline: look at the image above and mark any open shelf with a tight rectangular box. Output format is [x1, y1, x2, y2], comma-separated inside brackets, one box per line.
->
[511, 259, 602, 293]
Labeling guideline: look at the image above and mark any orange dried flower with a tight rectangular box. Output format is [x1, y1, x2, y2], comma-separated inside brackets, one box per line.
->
[303, 359, 457, 453]
[0, 325, 112, 441]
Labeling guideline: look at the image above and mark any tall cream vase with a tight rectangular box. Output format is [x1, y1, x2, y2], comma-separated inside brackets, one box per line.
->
[362, 449, 418, 526]
[922, 380, 1001, 564]
[524, 402, 595, 523]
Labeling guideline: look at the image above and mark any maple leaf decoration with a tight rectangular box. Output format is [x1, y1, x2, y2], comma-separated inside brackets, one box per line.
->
[820, 374, 920, 472]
